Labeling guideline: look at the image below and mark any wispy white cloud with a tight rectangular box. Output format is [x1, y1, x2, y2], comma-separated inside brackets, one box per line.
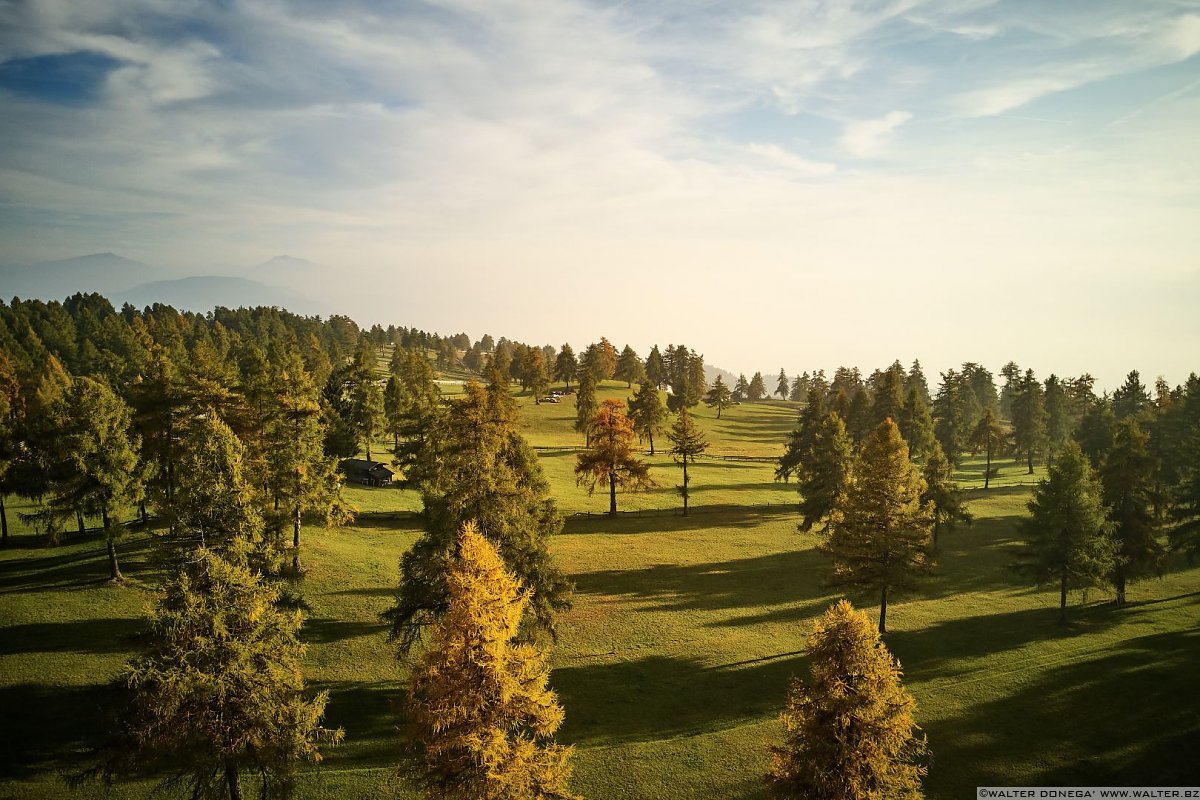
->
[839, 110, 912, 157]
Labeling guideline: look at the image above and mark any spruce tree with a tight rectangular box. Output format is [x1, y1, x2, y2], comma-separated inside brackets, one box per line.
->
[1112, 370, 1151, 420]
[573, 372, 597, 445]
[824, 419, 933, 632]
[94, 543, 342, 799]
[921, 442, 971, 549]
[526, 348, 550, 403]
[553, 343, 577, 388]
[733, 373, 750, 401]
[1075, 398, 1116, 468]
[796, 411, 853, 533]
[871, 365, 906, 429]
[1100, 419, 1163, 605]
[768, 599, 926, 800]
[0, 348, 21, 546]
[575, 399, 655, 516]
[644, 345, 665, 389]
[898, 385, 936, 463]
[704, 375, 732, 419]
[933, 371, 966, 465]
[789, 372, 810, 402]
[1010, 369, 1047, 475]
[615, 345, 644, 388]
[666, 407, 708, 516]
[848, 386, 873, 444]
[404, 522, 576, 800]
[627, 381, 667, 455]
[1018, 442, 1117, 623]
[1043, 374, 1071, 468]
[776, 369, 790, 400]
[776, 388, 825, 483]
[967, 409, 1008, 489]
[748, 371, 767, 402]
[1168, 374, 1200, 562]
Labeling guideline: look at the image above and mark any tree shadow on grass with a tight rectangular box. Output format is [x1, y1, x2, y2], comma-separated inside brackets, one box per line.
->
[553, 651, 805, 746]
[573, 546, 829, 618]
[0, 534, 157, 594]
[562, 504, 797, 535]
[348, 512, 422, 531]
[922, 626, 1200, 797]
[302, 617, 389, 645]
[314, 680, 407, 769]
[0, 618, 143, 657]
[0, 681, 120, 780]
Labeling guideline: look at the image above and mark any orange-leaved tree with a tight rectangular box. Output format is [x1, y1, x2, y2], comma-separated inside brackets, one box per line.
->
[574, 399, 655, 516]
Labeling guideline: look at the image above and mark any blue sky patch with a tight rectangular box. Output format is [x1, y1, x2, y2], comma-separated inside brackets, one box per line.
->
[0, 51, 124, 106]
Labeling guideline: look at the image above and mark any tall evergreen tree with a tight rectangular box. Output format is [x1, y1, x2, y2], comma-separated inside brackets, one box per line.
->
[871, 366, 906, 430]
[1010, 369, 1047, 474]
[1043, 374, 1072, 469]
[999, 361, 1021, 418]
[1075, 397, 1117, 468]
[777, 388, 825, 483]
[29, 377, 143, 579]
[733, 373, 750, 402]
[615, 345, 644, 388]
[575, 399, 655, 516]
[526, 348, 550, 404]
[644, 345, 665, 390]
[898, 385, 936, 463]
[704, 375, 732, 419]
[1100, 419, 1163, 605]
[627, 381, 667, 455]
[921, 443, 971, 549]
[932, 371, 966, 466]
[796, 411, 854, 533]
[1018, 442, 1117, 623]
[553, 343, 577, 388]
[573, 372, 597, 445]
[0, 348, 21, 546]
[906, 360, 930, 404]
[667, 407, 708, 516]
[789, 372, 810, 402]
[823, 419, 933, 632]
[1167, 374, 1200, 562]
[748, 372, 767, 402]
[847, 386, 873, 444]
[386, 382, 572, 653]
[967, 409, 1008, 489]
[1112, 370, 1150, 420]
[93, 544, 342, 799]
[776, 369, 790, 400]
[404, 522, 576, 800]
[768, 600, 926, 800]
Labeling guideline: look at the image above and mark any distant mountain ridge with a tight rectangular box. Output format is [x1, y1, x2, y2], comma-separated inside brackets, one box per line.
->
[2, 252, 158, 301]
[116, 275, 318, 315]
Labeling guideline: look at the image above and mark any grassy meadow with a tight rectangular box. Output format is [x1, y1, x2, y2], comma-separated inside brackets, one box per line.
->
[2, 380, 1198, 798]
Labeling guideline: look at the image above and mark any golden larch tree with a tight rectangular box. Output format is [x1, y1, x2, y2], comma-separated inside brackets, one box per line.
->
[768, 599, 927, 800]
[404, 521, 577, 800]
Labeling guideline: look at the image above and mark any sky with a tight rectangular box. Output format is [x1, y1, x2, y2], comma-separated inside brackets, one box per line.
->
[1, 0, 1198, 390]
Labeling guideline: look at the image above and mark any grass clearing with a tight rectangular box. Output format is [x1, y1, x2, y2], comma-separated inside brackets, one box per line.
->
[2, 389, 1197, 798]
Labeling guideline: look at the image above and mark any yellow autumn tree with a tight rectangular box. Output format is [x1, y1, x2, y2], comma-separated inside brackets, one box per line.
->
[768, 600, 927, 800]
[404, 521, 577, 800]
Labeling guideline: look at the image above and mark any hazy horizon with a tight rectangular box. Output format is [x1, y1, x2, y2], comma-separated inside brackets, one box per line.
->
[2, 1, 1198, 391]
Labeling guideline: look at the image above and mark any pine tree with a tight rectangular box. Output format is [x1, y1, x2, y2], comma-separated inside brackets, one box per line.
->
[386, 382, 572, 653]
[704, 375, 732, 419]
[644, 345, 665, 390]
[526, 348, 550, 404]
[824, 419, 933, 632]
[776, 369, 790, 399]
[748, 371, 767, 402]
[575, 399, 655, 516]
[768, 599, 926, 800]
[1018, 442, 1117, 623]
[921, 443, 972, 549]
[404, 522, 576, 800]
[667, 407, 708, 516]
[1112, 370, 1151, 420]
[1168, 374, 1200, 562]
[93, 544, 342, 799]
[573, 372, 597, 445]
[777, 388, 825, 483]
[553, 343, 577, 388]
[933, 371, 966, 465]
[1010, 369, 1047, 475]
[847, 386, 873, 444]
[733, 373, 750, 402]
[627, 381, 667, 455]
[615, 345, 644, 388]
[0, 347, 21, 546]
[906, 360, 929, 405]
[389, 347, 443, 487]
[789, 372, 810, 402]
[1075, 397, 1116, 468]
[1100, 419, 1163, 605]
[999, 361, 1021, 419]
[898, 386, 936, 463]
[967, 409, 1008, 489]
[1043, 374, 1072, 469]
[871, 365, 906, 429]
[796, 411, 854, 533]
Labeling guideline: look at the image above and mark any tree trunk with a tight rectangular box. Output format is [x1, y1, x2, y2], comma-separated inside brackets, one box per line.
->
[717, 405, 721, 419]
[879, 586, 888, 633]
[1027, 450, 1034, 475]
[984, 441, 991, 489]
[1, 494, 8, 547]
[76, 510, 86, 536]
[681, 459, 689, 517]
[608, 471, 617, 517]
[366, 440, 372, 463]
[1115, 570, 1126, 607]
[1059, 572, 1068, 623]
[292, 504, 302, 573]
[648, 431, 655, 456]
[932, 518, 940, 549]
[106, 537, 123, 582]
[226, 764, 242, 800]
